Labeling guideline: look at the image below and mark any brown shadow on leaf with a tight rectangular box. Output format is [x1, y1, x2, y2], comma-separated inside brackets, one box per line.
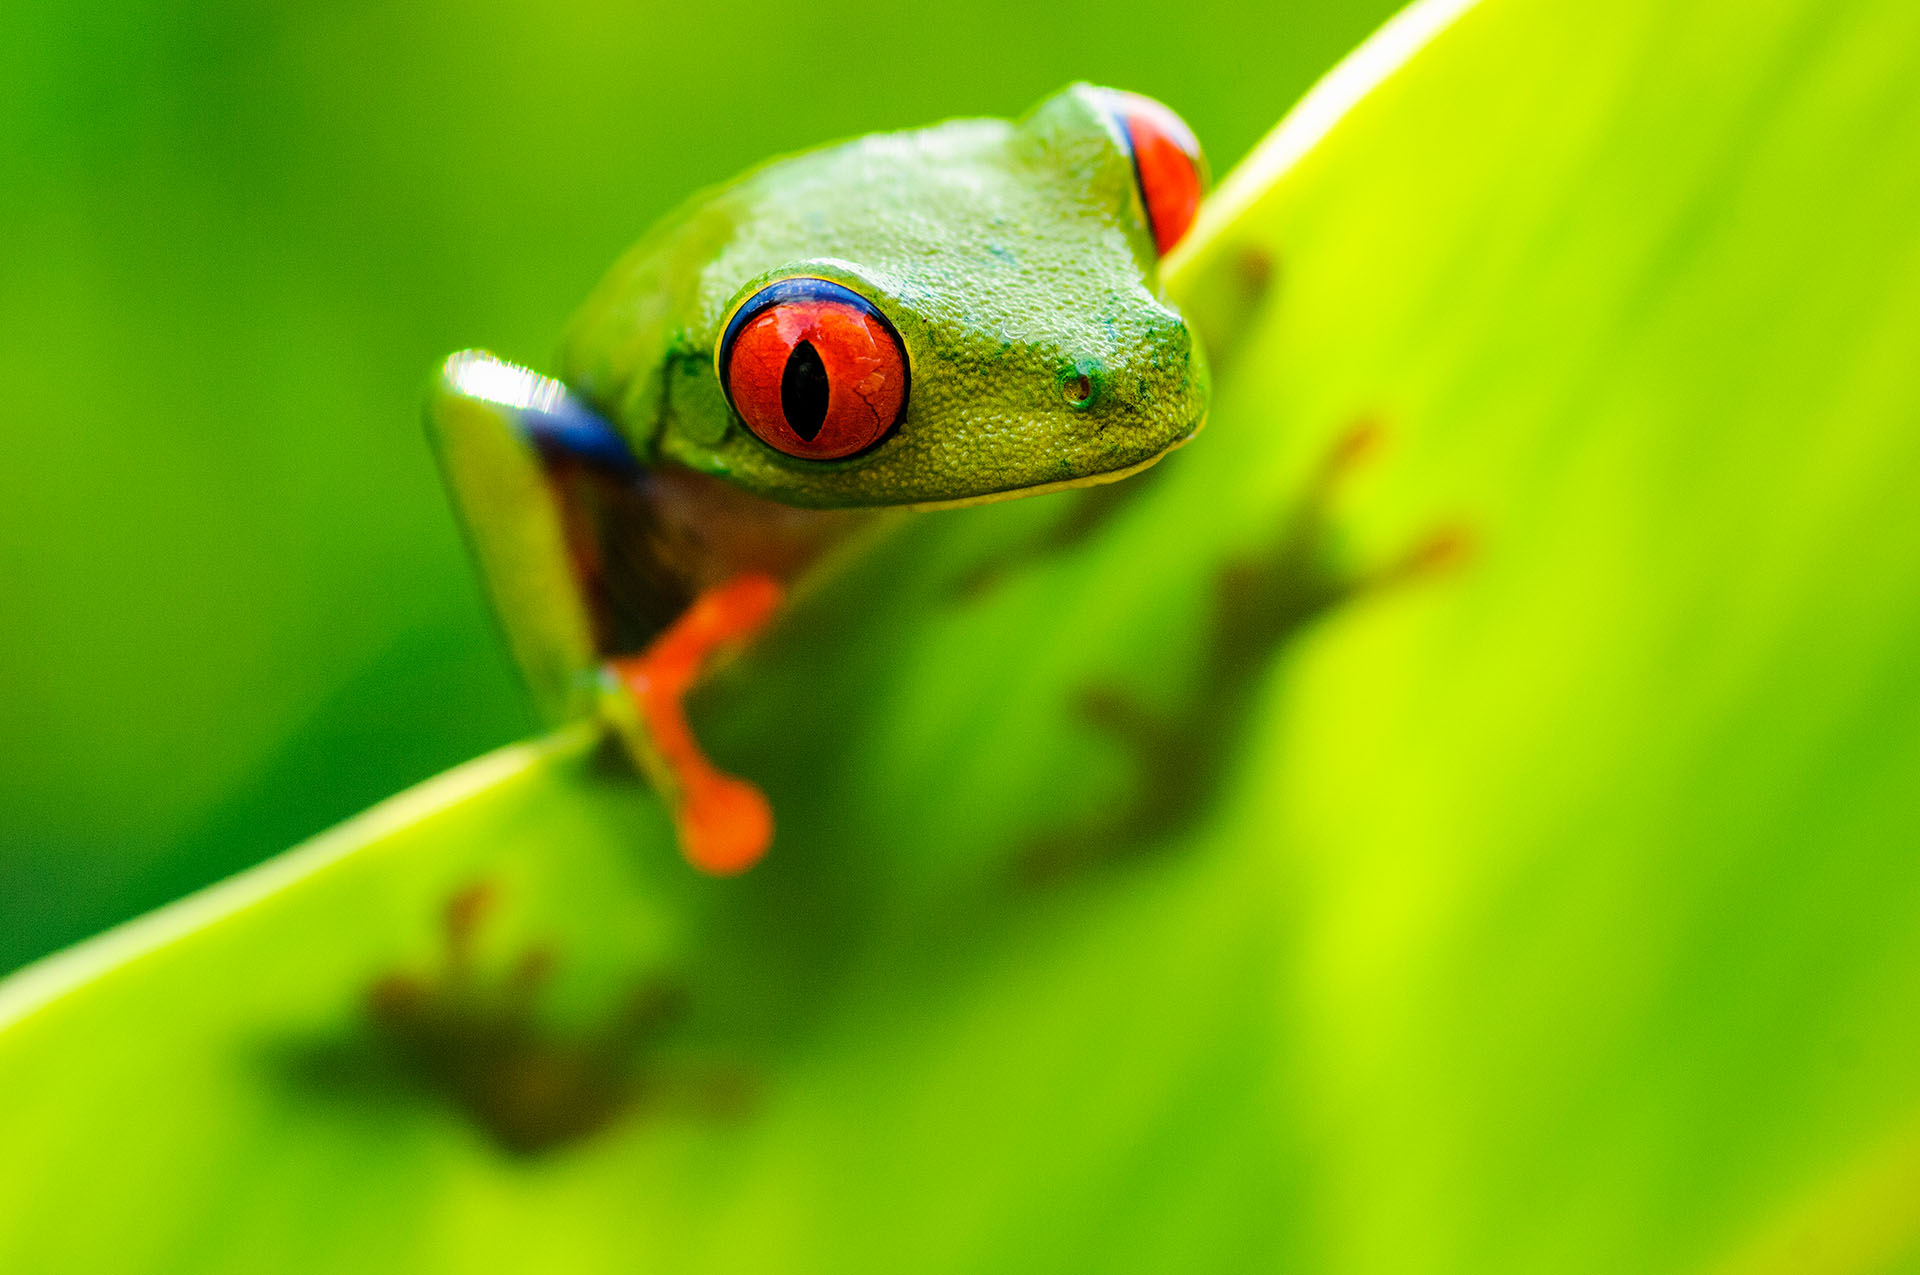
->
[1019, 420, 1474, 884]
[280, 881, 753, 1156]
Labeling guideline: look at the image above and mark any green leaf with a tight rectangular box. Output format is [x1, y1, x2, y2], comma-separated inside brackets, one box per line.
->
[7, 0, 1920, 1269]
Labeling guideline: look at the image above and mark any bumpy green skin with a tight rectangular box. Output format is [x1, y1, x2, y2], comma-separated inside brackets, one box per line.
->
[558, 84, 1209, 510]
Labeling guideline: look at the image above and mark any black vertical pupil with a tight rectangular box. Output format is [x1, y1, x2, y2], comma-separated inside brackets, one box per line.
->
[781, 341, 830, 441]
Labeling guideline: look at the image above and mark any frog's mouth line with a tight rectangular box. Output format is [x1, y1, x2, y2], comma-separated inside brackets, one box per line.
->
[897, 410, 1206, 513]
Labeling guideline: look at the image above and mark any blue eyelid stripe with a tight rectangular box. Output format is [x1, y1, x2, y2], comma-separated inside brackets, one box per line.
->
[715, 277, 887, 401]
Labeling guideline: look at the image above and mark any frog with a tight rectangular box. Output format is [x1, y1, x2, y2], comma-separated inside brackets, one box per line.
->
[426, 84, 1211, 877]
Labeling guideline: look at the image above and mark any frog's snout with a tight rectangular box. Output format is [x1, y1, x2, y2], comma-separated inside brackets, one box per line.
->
[1055, 308, 1205, 442]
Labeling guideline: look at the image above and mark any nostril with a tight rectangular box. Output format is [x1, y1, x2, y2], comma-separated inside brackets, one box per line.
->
[1059, 357, 1105, 411]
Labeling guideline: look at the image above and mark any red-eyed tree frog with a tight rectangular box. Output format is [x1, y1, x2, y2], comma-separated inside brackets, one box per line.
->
[426, 85, 1210, 876]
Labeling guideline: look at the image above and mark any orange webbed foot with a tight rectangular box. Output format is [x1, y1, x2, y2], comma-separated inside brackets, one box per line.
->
[608, 574, 784, 875]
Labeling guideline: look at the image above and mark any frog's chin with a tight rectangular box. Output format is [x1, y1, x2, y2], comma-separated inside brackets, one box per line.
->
[897, 417, 1205, 513]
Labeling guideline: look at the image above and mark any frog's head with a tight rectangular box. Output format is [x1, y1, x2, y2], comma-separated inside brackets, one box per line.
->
[561, 84, 1211, 509]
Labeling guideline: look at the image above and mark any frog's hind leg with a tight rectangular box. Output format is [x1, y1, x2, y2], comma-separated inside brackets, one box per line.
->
[425, 350, 616, 726]
[427, 351, 784, 876]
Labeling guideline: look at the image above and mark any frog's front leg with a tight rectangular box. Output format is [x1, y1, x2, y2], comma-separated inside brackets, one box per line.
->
[427, 351, 787, 875]
[602, 576, 784, 875]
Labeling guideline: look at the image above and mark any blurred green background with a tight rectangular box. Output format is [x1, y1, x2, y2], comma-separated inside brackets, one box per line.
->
[8, 0, 1920, 1270]
[0, 0, 1398, 973]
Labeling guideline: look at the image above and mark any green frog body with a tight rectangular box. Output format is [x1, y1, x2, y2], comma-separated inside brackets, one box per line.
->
[426, 85, 1210, 872]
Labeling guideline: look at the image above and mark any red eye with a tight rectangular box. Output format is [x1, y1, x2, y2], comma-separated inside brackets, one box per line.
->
[1105, 92, 1207, 256]
[717, 278, 909, 461]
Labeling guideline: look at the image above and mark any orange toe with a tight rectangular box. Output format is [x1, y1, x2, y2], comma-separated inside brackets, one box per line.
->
[677, 772, 774, 876]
